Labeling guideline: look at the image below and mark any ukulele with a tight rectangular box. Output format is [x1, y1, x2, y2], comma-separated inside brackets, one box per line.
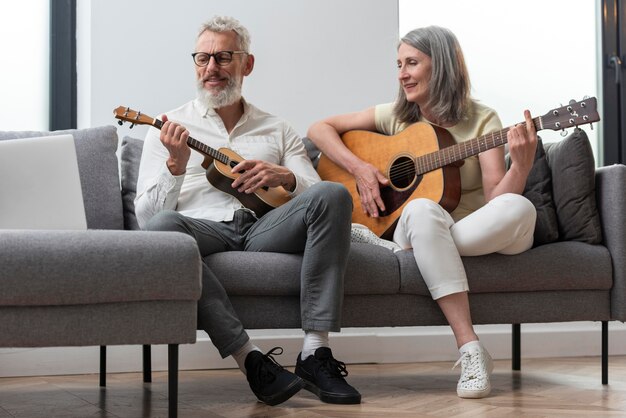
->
[114, 106, 291, 217]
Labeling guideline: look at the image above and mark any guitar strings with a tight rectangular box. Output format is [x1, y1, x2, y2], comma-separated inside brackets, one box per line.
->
[385, 126, 516, 184]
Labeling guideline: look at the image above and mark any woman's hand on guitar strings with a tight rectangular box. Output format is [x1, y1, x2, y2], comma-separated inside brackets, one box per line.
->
[354, 162, 389, 218]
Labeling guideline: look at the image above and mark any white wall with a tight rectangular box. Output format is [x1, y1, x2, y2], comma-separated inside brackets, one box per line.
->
[77, 0, 399, 140]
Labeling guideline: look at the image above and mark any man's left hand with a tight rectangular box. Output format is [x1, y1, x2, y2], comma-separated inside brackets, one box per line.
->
[231, 160, 296, 193]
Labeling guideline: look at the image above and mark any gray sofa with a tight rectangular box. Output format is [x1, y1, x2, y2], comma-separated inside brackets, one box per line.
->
[0, 126, 203, 418]
[118, 126, 626, 385]
[1, 123, 623, 418]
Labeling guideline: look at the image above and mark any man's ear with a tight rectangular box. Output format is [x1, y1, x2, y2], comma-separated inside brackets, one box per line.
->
[243, 54, 255, 76]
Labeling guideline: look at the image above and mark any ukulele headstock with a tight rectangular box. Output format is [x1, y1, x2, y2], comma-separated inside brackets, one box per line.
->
[113, 106, 156, 129]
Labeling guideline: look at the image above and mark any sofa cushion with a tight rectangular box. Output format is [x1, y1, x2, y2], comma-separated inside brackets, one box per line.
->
[398, 241, 612, 296]
[120, 136, 144, 230]
[544, 129, 602, 244]
[0, 229, 202, 306]
[208, 243, 401, 296]
[0, 126, 123, 230]
[507, 139, 559, 246]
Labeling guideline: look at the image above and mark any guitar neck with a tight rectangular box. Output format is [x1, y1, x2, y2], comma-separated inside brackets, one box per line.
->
[416, 116, 543, 174]
[152, 118, 231, 165]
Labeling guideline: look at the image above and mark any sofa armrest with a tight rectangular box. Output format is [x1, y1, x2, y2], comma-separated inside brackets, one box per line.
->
[596, 164, 626, 321]
[0, 230, 202, 306]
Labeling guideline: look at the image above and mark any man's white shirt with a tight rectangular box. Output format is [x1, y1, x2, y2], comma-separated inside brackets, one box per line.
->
[134, 98, 320, 229]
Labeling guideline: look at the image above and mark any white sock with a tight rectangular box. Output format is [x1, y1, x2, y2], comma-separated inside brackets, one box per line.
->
[232, 340, 260, 374]
[459, 340, 482, 354]
[301, 330, 329, 360]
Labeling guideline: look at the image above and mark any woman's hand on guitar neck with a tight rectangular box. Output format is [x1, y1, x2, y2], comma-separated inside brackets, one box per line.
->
[353, 162, 389, 218]
[160, 114, 192, 176]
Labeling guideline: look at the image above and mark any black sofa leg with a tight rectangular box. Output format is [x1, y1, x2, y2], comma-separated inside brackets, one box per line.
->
[602, 320, 608, 385]
[143, 344, 152, 383]
[168, 344, 179, 418]
[99, 346, 106, 387]
[512, 324, 521, 371]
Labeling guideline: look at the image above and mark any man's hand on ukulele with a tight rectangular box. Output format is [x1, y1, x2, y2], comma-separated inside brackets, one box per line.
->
[354, 163, 389, 218]
[231, 160, 297, 193]
[160, 114, 191, 176]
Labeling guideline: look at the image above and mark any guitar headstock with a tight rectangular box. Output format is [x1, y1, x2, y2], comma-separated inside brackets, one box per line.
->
[540, 97, 600, 131]
[113, 106, 157, 128]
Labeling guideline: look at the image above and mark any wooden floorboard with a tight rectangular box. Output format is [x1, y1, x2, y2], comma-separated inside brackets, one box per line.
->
[1, 356, 626, 417]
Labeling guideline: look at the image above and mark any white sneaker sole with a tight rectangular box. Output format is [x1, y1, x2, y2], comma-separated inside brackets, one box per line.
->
[457, 384, 491, 399]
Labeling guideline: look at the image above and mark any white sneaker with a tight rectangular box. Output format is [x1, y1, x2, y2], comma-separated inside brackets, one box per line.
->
[453, 343, 494, 399]
[350, 223, 402, 252]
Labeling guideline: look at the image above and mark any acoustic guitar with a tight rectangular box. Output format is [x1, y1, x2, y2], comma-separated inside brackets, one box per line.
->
[317, 98, 600, 239]
[113, 106, 291, 217]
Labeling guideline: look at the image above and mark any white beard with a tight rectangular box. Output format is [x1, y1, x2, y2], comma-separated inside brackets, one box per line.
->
[196, 77, 242, 109]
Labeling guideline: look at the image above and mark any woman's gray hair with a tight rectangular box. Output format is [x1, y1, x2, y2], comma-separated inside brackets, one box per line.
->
[198, 15, 251, 52]
[393, 26, 470, 125]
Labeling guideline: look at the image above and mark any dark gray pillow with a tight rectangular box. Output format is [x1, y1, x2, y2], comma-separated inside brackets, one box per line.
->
[0, 126, 123, 230]
[120, 136, 144, 230]
[301, 137, 321, 168]
[544, 128, 602, 244]
[506, 139, 559, 246]
[522, 140, 559, 245]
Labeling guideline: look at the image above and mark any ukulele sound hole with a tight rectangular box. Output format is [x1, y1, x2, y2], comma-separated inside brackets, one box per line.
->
[389, 156, 416, 190]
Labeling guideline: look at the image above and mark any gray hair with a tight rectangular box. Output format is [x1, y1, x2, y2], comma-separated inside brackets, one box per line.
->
[393, 26, 470, 125]
[198, 15, 251, 52]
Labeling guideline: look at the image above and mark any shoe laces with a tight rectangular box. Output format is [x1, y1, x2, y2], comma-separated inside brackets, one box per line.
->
[318, 354, 349, 379]
[453, 349, 488, 383]
[256, 346, 285, 384]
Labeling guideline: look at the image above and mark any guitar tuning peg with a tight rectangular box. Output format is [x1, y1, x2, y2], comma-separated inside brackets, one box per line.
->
[569, 99, 576, 105]
[117, 120, 123, 126]
[560, 129, 568, 137]
[129, 123, 135, 129]
[590, 123, 594, 131]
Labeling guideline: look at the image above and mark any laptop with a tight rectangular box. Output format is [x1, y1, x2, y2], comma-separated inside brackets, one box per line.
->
[0, 134, 88, 230]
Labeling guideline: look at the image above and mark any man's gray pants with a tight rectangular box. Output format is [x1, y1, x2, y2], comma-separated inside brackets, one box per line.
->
[145, 181, 353, 358]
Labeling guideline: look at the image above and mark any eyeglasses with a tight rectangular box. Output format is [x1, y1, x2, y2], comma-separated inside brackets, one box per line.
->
[191, 51, 247, 67]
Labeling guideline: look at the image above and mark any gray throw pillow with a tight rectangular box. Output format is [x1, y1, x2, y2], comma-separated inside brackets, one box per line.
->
[506, 139, 559, 246]
[120, 136, 144, 230]
[0, 126, 123, 230]
[517, 139, 559, 246]
[301, 137, 321, 168]
[544, 128, 602, 244]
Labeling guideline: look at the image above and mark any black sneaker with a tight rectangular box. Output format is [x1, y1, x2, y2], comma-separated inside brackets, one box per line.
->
[294, 347, 361, 404]
[244, 347, 305, 406]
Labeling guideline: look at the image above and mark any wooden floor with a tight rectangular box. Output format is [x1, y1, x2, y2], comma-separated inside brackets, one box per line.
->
[2, 356, 626, 417]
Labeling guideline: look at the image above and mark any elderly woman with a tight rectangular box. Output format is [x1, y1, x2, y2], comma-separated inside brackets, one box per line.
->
[307, 25, 538, 399]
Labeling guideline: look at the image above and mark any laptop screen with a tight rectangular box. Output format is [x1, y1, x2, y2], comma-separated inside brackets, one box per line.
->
[0, 134, 87, 230]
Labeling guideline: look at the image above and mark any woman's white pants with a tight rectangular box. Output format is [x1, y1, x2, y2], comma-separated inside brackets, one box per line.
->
[393, 193, 536, 300]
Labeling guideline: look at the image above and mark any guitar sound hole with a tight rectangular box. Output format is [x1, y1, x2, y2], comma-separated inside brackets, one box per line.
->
[389, 156, 416, 189]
